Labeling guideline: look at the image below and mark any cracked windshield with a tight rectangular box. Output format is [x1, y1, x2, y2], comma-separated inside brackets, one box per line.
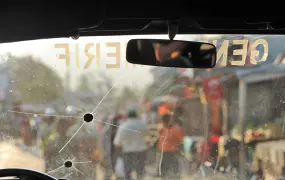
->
[0, 34, 284, 180]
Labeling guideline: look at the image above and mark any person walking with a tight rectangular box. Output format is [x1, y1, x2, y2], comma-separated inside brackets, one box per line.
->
[157, 114, 184, 180]
[45, 118, 76, 179]
[100, 114, 117, 180]
[114, 109, 148, 180]
[38, 107, 57, 172]
[30, 114, 41, 142]
[11, 100, 22, 137]
[20, 113, 32, 145]
[67, 107, 100, 180]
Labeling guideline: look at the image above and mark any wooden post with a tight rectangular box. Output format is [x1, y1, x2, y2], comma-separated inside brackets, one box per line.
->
[221, 99, 228, 137]
[203, 102, 209, 143]
[238, 80, 247, 180]
[199, 87, 209, 142]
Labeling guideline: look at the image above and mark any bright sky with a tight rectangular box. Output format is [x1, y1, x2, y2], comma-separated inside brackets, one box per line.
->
[0, 34, 196, 91]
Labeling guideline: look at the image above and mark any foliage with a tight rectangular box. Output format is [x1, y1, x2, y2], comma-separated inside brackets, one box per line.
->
[9, 55, 64, 103]
[115, 85, 139, 113]
[75, 71, 115, 95]
[76, 74, 92, 93]
[232, 121, 257, 134]
[144, 67, 182, 99]
[75, 72, 118, 114]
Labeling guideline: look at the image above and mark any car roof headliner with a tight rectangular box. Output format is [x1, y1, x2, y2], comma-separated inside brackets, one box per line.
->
[0, 1, 284, 43]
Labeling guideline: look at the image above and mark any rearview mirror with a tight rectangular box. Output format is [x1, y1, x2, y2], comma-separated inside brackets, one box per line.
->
[126, 39, 216, 68]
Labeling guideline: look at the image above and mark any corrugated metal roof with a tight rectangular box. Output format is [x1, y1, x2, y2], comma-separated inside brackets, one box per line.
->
[243, 70, 285, 84]
[197, 66, 244, 78]
[236, 64, 285, 78]
[196, 64, 285, 85]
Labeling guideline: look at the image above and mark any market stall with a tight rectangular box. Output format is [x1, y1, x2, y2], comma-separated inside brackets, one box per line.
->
[229, 64, 285, 179]
[144, 95, 179, 148]
[193, 63, 285, 178]
[231, 121, 285, 145]
[252, 140, 285, 178]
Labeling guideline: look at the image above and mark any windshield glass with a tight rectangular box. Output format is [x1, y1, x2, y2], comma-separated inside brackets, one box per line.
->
[0, 34, 283, 180]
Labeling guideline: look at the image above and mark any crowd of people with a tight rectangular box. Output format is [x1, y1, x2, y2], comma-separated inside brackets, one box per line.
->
[10, 102, 186, 180]
[100, 109, 185, 180]
[13, 102, 280, 180]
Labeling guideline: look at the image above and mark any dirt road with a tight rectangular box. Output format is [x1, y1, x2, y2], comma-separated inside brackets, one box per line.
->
[0, 141, 44, 171]
[0, 140, 229, 180]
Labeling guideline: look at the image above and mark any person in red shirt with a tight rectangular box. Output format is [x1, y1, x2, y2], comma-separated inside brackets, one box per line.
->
[157, 114, 184, 180]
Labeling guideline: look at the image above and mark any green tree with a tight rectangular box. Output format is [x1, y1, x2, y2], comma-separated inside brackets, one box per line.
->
[144, 67, 182, 99]
[116, 86, 139, 113]
[76, 72, 115, 95]
[76, 74, 92, 92]
[9, 55, 64, 103]
[120, 86, 138, 101]
[75, 72, 118, 113]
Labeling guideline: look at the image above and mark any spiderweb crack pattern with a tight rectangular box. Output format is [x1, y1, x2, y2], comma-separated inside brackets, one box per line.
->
[7, 83, 142, 178]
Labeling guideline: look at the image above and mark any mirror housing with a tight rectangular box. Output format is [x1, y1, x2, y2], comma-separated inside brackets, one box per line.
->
[126, 39, 216, 68]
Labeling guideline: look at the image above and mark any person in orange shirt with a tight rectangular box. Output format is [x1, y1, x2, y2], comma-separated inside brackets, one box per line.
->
[157, 114, 184, 180]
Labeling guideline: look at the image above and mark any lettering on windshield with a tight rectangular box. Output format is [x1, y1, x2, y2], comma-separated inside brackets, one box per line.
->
[202, 39, 268, 67]
[54, 42, 137, 69]
[54, 39, 269, 69]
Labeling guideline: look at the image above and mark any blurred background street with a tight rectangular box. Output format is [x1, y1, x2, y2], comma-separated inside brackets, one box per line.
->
[1, 34, 285, 179]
